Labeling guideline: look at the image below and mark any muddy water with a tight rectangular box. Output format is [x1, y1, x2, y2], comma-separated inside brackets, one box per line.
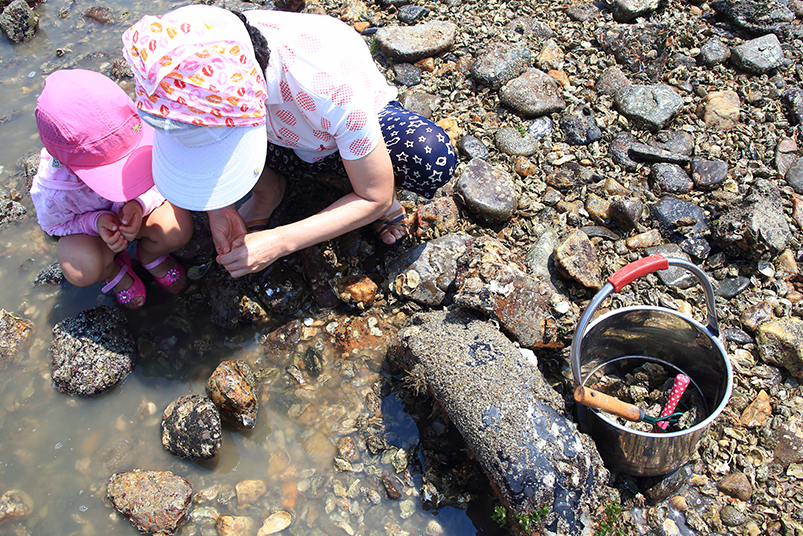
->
[0, 3, 503, 535]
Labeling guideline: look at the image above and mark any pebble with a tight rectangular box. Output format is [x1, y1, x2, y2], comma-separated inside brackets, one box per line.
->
[690, 159, 728, 190]
[698, 37, 730, 66]
[739, 390, 772, 429]
[730, 33, 785, 74]
[469, 43, 531, 90]
[397, 4, 429, 24]
[559, 107, 602, 145]
[714, 276, 750, 299]
[615, 84, 683, 132]
[650, 163, 693, 194]
[702, 90, 741, 130]
[494, 126, 538, 156]
[393, 63, 421, 86]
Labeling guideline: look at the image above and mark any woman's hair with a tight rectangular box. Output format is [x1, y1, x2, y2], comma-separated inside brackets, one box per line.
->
[234, 11, 270, 71]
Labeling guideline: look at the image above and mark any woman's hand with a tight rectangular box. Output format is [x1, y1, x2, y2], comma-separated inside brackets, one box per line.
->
[216, 229, 285, 278]
[208, 205, 248, 256]
[118, 201, 144, 242]
[97, 213, 128, 253]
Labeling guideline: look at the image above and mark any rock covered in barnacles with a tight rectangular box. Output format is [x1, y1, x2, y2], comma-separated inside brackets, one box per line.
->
[107, 469, 192, 535]
[50, 305, 135, 397]
[453, 236, 560, 348]
[206, 360, 259, 429]
[330, 274, 378, 309]
[388, 233, 470, 306]
[255, 260, 308, 316]
[0, 309, 33, 365]
[0, 489, 33, 522]
[161, 395, 222, 460]
[389, 308, 612, 533]
[757, 317, 803, 378]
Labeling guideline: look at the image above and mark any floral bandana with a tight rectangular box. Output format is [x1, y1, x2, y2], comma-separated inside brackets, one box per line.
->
[121, 5, 267, 128]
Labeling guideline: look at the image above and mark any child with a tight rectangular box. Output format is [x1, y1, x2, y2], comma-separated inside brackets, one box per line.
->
[30, 69, 194, 310]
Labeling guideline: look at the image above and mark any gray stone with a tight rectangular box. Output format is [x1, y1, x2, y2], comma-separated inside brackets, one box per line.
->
[609, 132, 641, 171]
[375, 21, 457, 62]
[457, 135, 490, 160]
[397, 4, 429, 24]
[654, 130, 694, 156]
[454, 158, 518, 223]
[107, 470, 193, 535]
[387, 233, 470, 306]
[50, 305, 135, 397]
[499, 68, 565, 117]
[785, 157, 803, 193]
[715, 276, 751, 299]
[615, 84, 683, 132]
[391, 308, 611, 533]
[609, 196, 643, 231]
[712, 179, 792, 257]
[645, 244, 698, 289]
[691, 159, 728, 190]
[595, 66, 630, 97]
[775, 138, 798, 176]
[454, 236, 558, 348]
[161, 394, 222, 460]
[567, 2, 601, 21]
[527, 116, 553, 139]
[698, 37, 730, 67]
[494, 127, 538, 156]
[606, 0, 660, 22]
[650, 163, 693, 194]
[469, 43, 532, 91]
[711, 0, 794, 34]
[0, 0, 37, 43]
[597, 23, 670, 82]
[730, 34, 784, 75]
[524, 227, 567, 294]
[559, 108, 602, 146]
[398, 90, 439, 119]
[782, 87, 803, 125]
[719, 505, 749, 527]
[651, 196, 710, 242]
[629, 142, 691, 165]
[393, 63, 421, 86]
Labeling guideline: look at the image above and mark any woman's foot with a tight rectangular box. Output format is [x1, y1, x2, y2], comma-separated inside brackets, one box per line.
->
[239, 170, 287, 232]
[372, 199, 409, 245]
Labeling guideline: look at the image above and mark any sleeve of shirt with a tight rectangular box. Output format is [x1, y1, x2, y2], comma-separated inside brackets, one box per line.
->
[133, 186, 166, 218]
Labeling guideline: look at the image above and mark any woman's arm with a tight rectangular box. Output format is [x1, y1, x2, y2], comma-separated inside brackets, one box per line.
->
[215, 139, 394, 277]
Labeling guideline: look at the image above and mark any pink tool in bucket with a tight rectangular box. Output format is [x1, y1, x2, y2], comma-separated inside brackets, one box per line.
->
[571, 254, 733, 476]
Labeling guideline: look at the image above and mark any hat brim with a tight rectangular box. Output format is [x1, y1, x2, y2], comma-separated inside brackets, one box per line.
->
[151, 125, 267, 211]
[69, 125, 155, 203]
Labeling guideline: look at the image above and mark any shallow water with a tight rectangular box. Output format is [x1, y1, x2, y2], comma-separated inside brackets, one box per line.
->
[0, 3, 503, 535]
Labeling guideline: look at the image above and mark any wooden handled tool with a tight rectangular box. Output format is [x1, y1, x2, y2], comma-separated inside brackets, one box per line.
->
[574, 385, 645, 422]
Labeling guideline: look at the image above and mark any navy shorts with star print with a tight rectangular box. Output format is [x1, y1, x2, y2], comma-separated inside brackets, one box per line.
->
[264, 101, 456, 199]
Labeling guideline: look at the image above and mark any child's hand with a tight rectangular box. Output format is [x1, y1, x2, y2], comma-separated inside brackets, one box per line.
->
[118, 201, 144, 242]
[97, 213, 128, 253]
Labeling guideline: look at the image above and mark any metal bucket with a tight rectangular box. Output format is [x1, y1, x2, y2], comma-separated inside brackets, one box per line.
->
[570, 255, 733, 476]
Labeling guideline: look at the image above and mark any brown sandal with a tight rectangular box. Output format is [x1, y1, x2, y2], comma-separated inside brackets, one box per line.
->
[372, 204, 409, 245]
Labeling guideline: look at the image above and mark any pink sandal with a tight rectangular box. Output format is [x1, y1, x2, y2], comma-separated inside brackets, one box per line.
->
[102, 251, 147, 310]
[136, 246, 188, 294]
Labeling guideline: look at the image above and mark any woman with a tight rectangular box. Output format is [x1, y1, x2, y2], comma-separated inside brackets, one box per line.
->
[122, 4, 456, 277]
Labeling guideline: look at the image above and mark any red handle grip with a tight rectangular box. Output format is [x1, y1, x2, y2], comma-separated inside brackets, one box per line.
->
[607, 254, 669, 292]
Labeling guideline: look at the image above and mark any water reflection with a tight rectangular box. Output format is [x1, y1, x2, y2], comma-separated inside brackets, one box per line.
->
[0, 1, 504, 534]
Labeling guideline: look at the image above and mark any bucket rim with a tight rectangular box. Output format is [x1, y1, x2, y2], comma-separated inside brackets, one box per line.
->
[577, 305, 733, 438]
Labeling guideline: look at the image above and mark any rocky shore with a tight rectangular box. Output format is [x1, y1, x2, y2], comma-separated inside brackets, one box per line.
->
[3, 0, 803, 533]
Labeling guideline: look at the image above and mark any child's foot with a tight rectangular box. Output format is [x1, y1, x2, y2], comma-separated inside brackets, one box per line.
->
[102, 252, 146, 310]
[137, 247, 188, 294]
[372, 199, 409, 245]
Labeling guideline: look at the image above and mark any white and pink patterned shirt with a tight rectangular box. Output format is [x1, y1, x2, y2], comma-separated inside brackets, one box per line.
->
[31, 149, 166, 237]
[244, 10, 398, 163]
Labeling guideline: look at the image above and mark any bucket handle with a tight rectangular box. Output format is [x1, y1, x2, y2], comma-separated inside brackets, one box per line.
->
[571, 254, 720, 385]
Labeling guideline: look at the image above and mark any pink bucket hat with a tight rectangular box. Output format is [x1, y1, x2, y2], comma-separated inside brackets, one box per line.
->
[35, 69, 155, 203]
[121, 5, 268, 211]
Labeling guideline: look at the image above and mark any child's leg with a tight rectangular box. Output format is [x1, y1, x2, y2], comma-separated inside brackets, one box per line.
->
[137, 203, 193, 293]
[58, 234, 145, 308]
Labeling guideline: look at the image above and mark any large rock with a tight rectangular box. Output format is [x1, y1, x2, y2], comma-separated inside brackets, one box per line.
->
[757, 317, 803, 378]
[469, 43, 531, 90]
[454, 236, 561, 348]
[0, 187, 26, 230]
[499, 69, 566, 117]
[50, 306, 135, 397]
[388, 308, 612, 534]
[107, 470, 193, 535]
[730, 34, 784, 75]
[375, 21, 457, 62]
[454, 158, 518, 223]
[711, 0, 794, 34]
[0, 0, 37, 43]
